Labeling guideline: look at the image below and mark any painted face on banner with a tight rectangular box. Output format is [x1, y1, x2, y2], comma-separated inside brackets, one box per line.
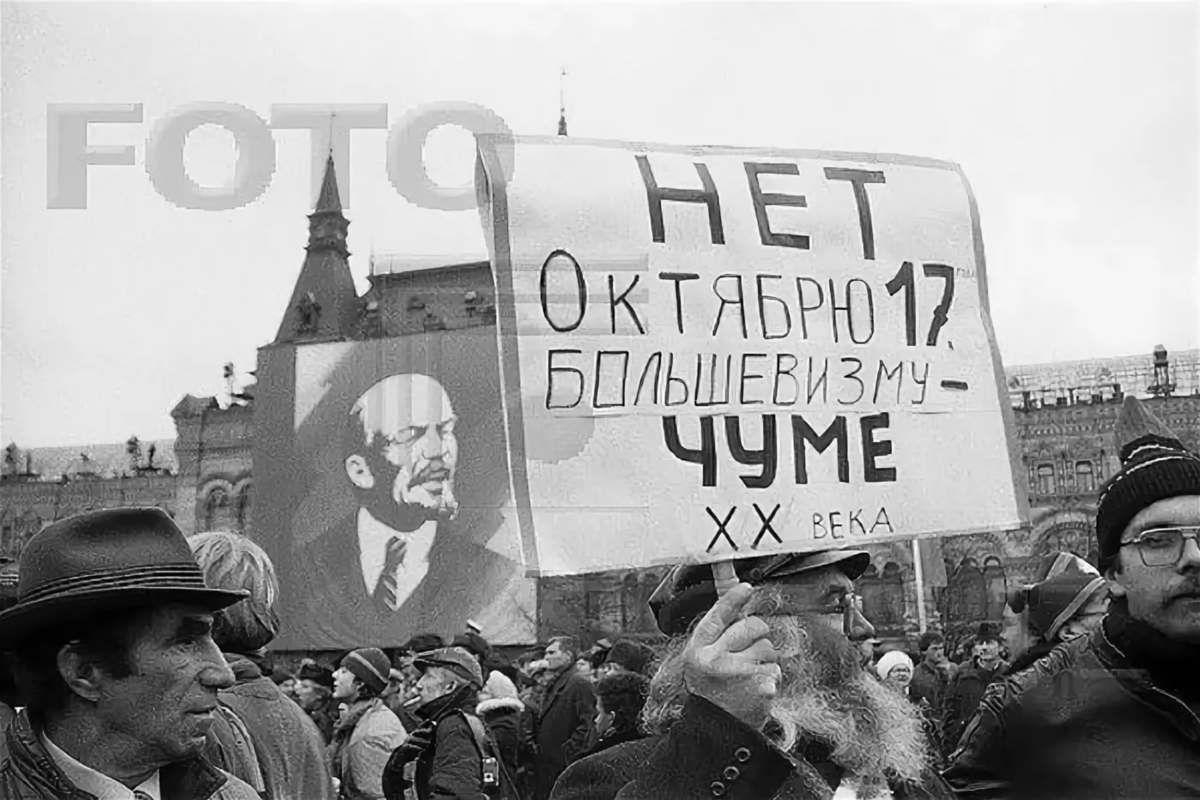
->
[345, 373, 459, 530]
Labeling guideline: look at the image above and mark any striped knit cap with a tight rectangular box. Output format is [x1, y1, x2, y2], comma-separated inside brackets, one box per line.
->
[1096, 397, 1200, 571]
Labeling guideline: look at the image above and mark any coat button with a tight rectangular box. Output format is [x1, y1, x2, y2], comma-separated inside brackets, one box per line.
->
[710, 781, 727, 797]
[723, 766, 741, 781]
[734, 747, 752, 762]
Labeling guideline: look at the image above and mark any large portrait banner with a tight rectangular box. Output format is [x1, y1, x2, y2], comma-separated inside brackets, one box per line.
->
[477, 136, 1029, 577]
[270, 331, 536, 649]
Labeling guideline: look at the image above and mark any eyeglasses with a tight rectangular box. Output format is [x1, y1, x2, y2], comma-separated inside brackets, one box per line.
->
[1120, 526, 1200, 567]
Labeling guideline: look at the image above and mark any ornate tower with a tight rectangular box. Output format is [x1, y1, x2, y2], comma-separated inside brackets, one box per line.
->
[273, 154, 359, 343]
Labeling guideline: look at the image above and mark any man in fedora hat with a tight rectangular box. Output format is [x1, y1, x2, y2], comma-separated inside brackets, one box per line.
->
[552, 549, 953, 799]
[0, 507, 260, 799]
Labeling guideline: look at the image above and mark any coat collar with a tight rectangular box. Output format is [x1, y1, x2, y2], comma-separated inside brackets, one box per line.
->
[542, 665, 579, 713]
[476, 697, 524, 716]
[6, 710, 229, 800]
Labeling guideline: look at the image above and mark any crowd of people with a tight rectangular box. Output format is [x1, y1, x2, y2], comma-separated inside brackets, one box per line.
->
[0, 394, 1197, 799]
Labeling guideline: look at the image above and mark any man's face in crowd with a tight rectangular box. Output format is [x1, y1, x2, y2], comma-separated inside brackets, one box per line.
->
[331, 667, 358, 701]
[884, 663, 913, 690]
[279, 678, 295, 697]
[923, 643, 945, 665]
[415, 667, 457, 706]
[294, 678, 327, 710]
[544, 641, 573, 672]
[1109, 495, 1200, 643]
[973, 639, 1001, 667]
[345, 374, 459, 532]
[92, 604, 235, 765]
[1059, 590, 1110, 642]
[574, 658, 594, 680]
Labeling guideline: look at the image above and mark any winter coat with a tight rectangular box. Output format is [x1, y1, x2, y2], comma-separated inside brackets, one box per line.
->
[218, 652, 336, 800]
[330, 697, 409, 800]
[535, 667, 596, 799]
[576, 724, 644, 759]
[908, 661, 950, 714]
[308, 697, 340, 744]
[939, 659, 1006, 754]
[942, 625, 1200, 799]
[0, 709, 260, 800]
[383, 684, 488, 800]
[477, 696, 528, 784]
[551, 694, 954, 800]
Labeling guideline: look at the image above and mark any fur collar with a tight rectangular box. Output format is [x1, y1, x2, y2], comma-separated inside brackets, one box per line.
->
[477, 696, 524, 716]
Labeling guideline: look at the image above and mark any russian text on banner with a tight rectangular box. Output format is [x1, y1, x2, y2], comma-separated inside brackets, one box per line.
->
[476, 136, 1029, 577]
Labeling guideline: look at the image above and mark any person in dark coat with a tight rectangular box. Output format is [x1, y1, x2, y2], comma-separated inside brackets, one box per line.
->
[1001, 551, 1111, 676]
[535, 636, 598, 799]
[943, 397, 1200, 798]
[939, 625, 1007, 755]
[296, 660, 340, 743]
[553, 550, 953, 800]
[579, 671, 649, 758]
[908, 632, 952, 716]
[382, 647, 491, 800]
[190, 531, 336, 800]
[476, 668, 531, 788]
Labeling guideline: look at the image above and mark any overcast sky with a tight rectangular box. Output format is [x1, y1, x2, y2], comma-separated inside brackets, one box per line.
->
[2, 1, 1196, 447]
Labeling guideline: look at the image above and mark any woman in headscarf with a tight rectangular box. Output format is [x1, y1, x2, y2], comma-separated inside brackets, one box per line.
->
[875, 650, 915, 696]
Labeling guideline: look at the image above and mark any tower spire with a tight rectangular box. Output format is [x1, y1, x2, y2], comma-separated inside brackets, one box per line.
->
[274, 152, 357, 344]
[558, 67, 568, 137]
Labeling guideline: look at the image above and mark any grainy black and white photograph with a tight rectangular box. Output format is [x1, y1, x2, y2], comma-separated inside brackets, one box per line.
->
[1, 2, 1197, 798]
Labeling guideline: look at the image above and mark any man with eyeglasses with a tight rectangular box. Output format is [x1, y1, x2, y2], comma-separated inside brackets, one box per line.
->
[553, 548, 953, 799]
[944, 397, 1200, 799]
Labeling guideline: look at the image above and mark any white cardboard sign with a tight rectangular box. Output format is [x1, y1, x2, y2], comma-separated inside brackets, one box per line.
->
[478, 136, 1028, 577]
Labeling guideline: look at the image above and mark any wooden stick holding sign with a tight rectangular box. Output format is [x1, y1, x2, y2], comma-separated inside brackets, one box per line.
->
[712, 561, 740, 597]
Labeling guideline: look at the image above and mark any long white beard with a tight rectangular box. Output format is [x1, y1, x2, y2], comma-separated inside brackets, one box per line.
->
[762, 613, 931, 791]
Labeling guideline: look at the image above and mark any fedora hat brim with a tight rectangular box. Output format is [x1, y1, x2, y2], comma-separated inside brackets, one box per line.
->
[0, 585, 249, 644]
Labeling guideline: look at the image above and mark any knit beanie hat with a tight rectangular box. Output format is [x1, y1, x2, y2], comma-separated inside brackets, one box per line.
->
[1008, 552, 1108, 642]
[875, 650, 914, 680]
[1096, 397, 1200, 572]
[341, 647, 391, 695]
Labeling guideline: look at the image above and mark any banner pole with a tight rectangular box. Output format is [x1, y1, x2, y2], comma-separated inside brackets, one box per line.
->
[912, 538, 928, 634]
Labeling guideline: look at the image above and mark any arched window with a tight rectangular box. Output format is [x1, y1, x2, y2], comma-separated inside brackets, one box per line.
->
[236, 483, 253, 532]
[1037, 463, 1056, 495]
[983, 557, 1008, 621]
[1075, 461, 1095, 493]
[0, 510, 14, 558]
[946, 558, 987, 628]
[202, 486, 237, 532]
[859, 562, 906, 635]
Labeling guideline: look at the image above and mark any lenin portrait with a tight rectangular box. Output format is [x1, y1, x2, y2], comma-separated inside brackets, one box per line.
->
[273, 333, 534, 649]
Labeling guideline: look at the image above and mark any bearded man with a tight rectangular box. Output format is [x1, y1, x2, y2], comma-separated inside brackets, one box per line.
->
[552, 550, 952, 799]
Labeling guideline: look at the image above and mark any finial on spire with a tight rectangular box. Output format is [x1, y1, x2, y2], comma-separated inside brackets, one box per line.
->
[314, 151, 342, 213]
[558, 67, 568, 137]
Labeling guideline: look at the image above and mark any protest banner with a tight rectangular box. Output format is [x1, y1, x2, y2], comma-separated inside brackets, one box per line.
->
[476, 135, 1029, 577]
